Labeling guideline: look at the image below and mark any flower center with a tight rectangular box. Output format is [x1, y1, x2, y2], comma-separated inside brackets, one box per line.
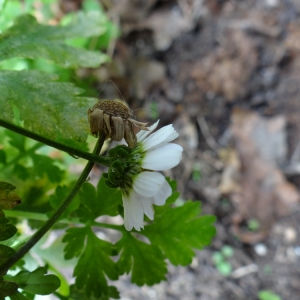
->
[103, 145, 143, 193]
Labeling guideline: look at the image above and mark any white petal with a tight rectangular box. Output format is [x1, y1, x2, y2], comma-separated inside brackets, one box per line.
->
[136, 120, 160, 142]
[143, 124, 179, 151]
[142, 143, 183, 170]
[123, 192, 144, 231]
[133, 171, 165, 197]
[153, 179, 172, 205]
[139, 196, 154, 220]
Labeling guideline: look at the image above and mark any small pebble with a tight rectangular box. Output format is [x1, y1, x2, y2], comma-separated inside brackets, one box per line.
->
[284, 227, 297, 243]
[190, 257, 198, 269]
[147, 289, 156, 298]
[254, 243, 268, 256]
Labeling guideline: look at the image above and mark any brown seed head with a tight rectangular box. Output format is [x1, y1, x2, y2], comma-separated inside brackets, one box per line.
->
[91, 100, 131, 120]
[88, 99, 149, 148]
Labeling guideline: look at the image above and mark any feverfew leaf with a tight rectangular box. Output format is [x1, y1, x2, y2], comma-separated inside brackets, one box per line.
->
[144, 200, 216, 266]
[6, 130, 26, 152]
[5, 267, 60, 295]
[73, 228, 118, 298]
[0, 244, 16, 267]
[0, 280, 18, 298]
[70, 284, 120, 300]
[116, 232, 167, 286]
[7, 291, 30, 300]
[49, 185, 80, 219]
[78, 178, 122, 221]
[0, 70, 95, 141]
[0, 149, 6, 164]
[32, 154, 64, 183]
[63, 227, 87, 260]
[0, 182, 21, 210]
[0, 13, 109, 68]
[0, 218, 17, 241]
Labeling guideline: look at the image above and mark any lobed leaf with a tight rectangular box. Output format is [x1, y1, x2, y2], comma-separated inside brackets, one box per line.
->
[0, 182, 21, 210]
[143, 200, 216, 266]
[0, 149, 6, 164]
[73, 229, 119, 298]
[63, 227, 88, 260]
[0, 13, 109, 68]
[0, 244, 16, 267]
[0, 70, 96, 141]
[0, 280, 18, 298]
[7, 291, 30, 300]
[49, 185, 80, 219]
[0, 218, 17, 241]
[6, 130, 26, 152]
[5, 130, 65, 182]
[116, 232, 167, 286]
[70, 284, 120, 300]
[6, 267, 60, 295]
[31, 154, 64, 183]
[77, 178, 122, 222]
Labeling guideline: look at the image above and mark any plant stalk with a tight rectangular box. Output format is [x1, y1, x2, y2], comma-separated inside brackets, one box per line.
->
[0, 134, 106, 275]
[0, 119, 111, 167]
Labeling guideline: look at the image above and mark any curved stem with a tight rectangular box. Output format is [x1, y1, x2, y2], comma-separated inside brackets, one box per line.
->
[0, 119, 111, 167]
[0, 134, 106, 275]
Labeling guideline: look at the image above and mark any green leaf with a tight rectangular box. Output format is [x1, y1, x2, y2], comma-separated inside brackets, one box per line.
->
[0, 244, 16, 267]
[0, 182, 21, 210]
[73, 228, 118, 298]
[0, 149, 7, 164]
[0, 218, 17, 241]
[70, 284, 120, 300]
[0, 70, 95, 141]
[31, 154, 64, 183]
[0, 13, 109, 68]
[258, 290, 282, 300]
[49, 185, 80, 219]
[7, 267, 61, 295]
[63, 227, 88, 260]
[0, 280, 18, 298]
[77, 178, 122, 221]
[116, 232, 167, 286]
[8, 291, 31, 300]
[6, 130, 26, 152]
[143, 200, 216, 266]
[12, 164, 30, 181]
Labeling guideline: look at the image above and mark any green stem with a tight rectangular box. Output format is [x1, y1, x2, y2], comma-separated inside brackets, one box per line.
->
[4, 210, 123, 231]
[0, 119, 111, 167]
[0, 134, 106, 275]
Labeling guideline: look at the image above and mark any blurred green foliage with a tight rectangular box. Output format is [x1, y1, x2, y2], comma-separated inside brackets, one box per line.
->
[0, 1, 216, 299]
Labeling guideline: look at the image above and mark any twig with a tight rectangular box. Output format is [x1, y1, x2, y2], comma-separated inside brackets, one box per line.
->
[231, 264, 259, 279]
[197, 116, 219, 151]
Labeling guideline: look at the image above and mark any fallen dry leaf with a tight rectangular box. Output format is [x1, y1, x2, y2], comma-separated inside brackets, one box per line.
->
[191, 29, 258, 102]
[219, 109, 299, 243]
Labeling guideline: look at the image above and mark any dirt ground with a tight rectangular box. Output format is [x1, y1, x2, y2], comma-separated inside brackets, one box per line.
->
[83, 0, 300, 299]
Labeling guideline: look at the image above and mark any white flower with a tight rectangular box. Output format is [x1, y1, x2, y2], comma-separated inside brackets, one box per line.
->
[122, 120, 183, 231]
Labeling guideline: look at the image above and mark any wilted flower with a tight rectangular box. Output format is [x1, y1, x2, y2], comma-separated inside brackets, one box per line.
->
[88, 100, 149, 147]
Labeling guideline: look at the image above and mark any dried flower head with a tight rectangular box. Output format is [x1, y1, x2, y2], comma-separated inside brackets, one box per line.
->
[88, 100, 149, 147]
